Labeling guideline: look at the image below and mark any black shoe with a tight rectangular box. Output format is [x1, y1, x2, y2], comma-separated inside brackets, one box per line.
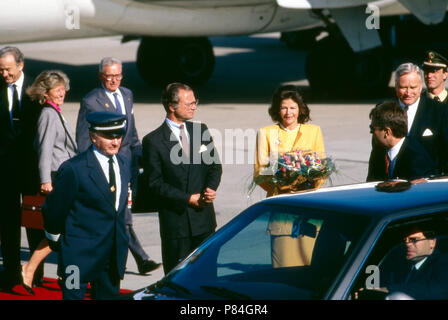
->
[137, 260, 161, 275]
[21, 270, 35, 296]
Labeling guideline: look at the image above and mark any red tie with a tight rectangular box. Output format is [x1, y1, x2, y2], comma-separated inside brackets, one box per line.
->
[385, 154, 390, 178]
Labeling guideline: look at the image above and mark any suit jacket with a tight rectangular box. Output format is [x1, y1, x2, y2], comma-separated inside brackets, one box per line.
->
[367, 94, 447, 181]
[0, 75, 41, 194]
[142, 121, 222, 239]
[35, 104, 77, 184]
[42, 147, 130, 282]
[367, 137, 436, 181]
[381, 249, 448, 299]
[76, 86, 142, 182]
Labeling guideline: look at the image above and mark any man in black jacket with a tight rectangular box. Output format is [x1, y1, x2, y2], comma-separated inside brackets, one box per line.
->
[142, 82, 222, 274]
[367, 101, 436, 181]
[367, 63, 448, 181]
[0, 46, 41, 290]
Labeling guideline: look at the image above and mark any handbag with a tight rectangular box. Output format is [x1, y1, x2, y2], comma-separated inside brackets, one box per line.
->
[22, 194, 46, 230]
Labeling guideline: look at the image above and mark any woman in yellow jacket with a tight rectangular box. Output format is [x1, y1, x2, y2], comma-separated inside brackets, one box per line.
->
[254, 85, 326, 268]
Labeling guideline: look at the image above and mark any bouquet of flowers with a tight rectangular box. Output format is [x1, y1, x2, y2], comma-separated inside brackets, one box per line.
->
[252, 150, 336, 194]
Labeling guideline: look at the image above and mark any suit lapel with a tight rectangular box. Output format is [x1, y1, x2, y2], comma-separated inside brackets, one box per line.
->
[86, 148, 116, 210]
[161, 121, 188, 171]
[120, 87, 132, 116]
[96, 89, 115, 111]
[117, 154, 129, 213]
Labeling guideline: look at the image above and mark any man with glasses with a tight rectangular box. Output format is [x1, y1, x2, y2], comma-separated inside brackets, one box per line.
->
[378, 229, 448, 300]
[142, 82, 222, 274]
[76, 57, 160, 275]
[366, 101, 436, 181]
[422, 50, 448, 103]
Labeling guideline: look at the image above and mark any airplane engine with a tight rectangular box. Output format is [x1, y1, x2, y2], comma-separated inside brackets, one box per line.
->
[136, 37, 215, 87]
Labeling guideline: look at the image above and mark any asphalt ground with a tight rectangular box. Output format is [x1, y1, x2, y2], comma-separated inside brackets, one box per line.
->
[1, 33, 396, 293]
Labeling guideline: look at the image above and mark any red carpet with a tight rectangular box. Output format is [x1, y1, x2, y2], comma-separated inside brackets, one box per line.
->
[0, 278, 132, 300]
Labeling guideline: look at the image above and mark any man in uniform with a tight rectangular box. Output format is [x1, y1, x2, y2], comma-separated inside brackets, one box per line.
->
[43, 112, 130, 300]
[422, 50, 448, 103]
[76, 57, 160, 275]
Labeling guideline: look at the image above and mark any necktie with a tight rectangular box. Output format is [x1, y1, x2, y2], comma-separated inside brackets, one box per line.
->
[11, 84, 20, 121]
[385, 154, 390, 179]
[113, 92, 123, 114]
[434, 96, 441, 102]
[108, 156, 117, 202]
[405, 265, 416, 283]
[179, 124, 190, 159]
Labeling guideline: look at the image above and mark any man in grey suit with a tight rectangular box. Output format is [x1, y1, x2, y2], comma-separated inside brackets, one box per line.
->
[76, 57, 160, 275]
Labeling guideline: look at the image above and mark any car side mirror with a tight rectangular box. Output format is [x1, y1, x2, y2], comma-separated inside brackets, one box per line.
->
[291, 219, 317, 238]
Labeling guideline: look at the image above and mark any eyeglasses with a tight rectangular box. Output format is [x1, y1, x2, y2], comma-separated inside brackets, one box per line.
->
[180, 100, 199, 108]
[102, 74, 123, 81]
[369, 125, 381, 134]
[403, 237, 427, 245]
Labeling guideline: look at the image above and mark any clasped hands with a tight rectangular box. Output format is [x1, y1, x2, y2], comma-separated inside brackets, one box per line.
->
[189, 187, 216, 208]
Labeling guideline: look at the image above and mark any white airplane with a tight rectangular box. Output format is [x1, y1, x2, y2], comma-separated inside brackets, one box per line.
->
[0, 0, 446, 92]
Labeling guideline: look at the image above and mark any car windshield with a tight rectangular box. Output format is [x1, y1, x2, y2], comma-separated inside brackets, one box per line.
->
[155, 203, 370, 300]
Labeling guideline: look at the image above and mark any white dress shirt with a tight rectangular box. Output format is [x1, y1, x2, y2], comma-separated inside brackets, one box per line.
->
[388, 137, 405, 177]
[165, 118, 190, 145]
[7, 72, 24, 124]
[104, 86, 126, 115]
[399, 97, 420, 135]
[93, 145, 121, 211]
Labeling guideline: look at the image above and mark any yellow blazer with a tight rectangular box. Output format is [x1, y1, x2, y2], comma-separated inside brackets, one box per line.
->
[254, 123, 326, 197]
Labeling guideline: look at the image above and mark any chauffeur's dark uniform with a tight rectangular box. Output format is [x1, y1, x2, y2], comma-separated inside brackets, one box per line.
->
[43, 146, 131, 299]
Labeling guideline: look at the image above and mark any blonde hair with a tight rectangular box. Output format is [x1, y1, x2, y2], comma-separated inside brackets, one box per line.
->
[26, 70, 70, 105]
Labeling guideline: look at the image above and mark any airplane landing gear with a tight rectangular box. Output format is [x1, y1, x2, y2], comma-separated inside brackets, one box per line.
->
[136, 37, 215, 87]
[305, 36, 392, 97]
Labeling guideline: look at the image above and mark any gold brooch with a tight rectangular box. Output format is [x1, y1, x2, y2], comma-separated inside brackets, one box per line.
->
[110, 186, 115, 192]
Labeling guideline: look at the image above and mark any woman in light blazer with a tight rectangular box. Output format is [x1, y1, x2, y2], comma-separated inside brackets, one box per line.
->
[21, 70, 77, 295]
[254, 85, 326, 269]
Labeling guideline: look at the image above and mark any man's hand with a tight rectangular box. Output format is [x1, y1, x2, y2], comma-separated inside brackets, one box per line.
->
[189, 193, 203, 208]
[202, 188, 216, 203]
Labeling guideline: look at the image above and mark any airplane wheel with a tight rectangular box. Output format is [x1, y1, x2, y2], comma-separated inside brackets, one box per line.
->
[305, 36, 353, 97]
[136, 37, 215, 87]
[352, 47, 392, 96]
[306, 37, 392, 97]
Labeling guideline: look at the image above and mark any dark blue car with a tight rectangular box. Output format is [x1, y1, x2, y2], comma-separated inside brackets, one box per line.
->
[131, 179, 448, 300]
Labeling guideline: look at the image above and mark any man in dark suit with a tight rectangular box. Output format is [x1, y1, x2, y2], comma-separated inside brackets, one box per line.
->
[380, 229, 448, 300]
[142, 82, 222, 274]
[422, 50, 448, 103]
[367, 101, 436, 181]
[76, 57, 159, 275]
[0, 46, 41, 290]
[367, 63, 447, 181]
[43, 112, 131, 300]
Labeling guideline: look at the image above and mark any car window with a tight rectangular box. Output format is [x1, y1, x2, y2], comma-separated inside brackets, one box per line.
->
[350, 212, 448, 300]
[164, 204, 369, 300]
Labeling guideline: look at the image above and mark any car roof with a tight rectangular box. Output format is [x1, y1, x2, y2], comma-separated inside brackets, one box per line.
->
[260, 179, 448, 218]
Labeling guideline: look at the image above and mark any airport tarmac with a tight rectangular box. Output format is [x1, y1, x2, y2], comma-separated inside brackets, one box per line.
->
[3, 33, 391, 294]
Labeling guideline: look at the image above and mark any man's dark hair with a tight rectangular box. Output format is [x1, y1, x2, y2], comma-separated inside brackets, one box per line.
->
[161, 82, 194, 113]
[369, 101, 408, 138]
[268, 85, 310, 124]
